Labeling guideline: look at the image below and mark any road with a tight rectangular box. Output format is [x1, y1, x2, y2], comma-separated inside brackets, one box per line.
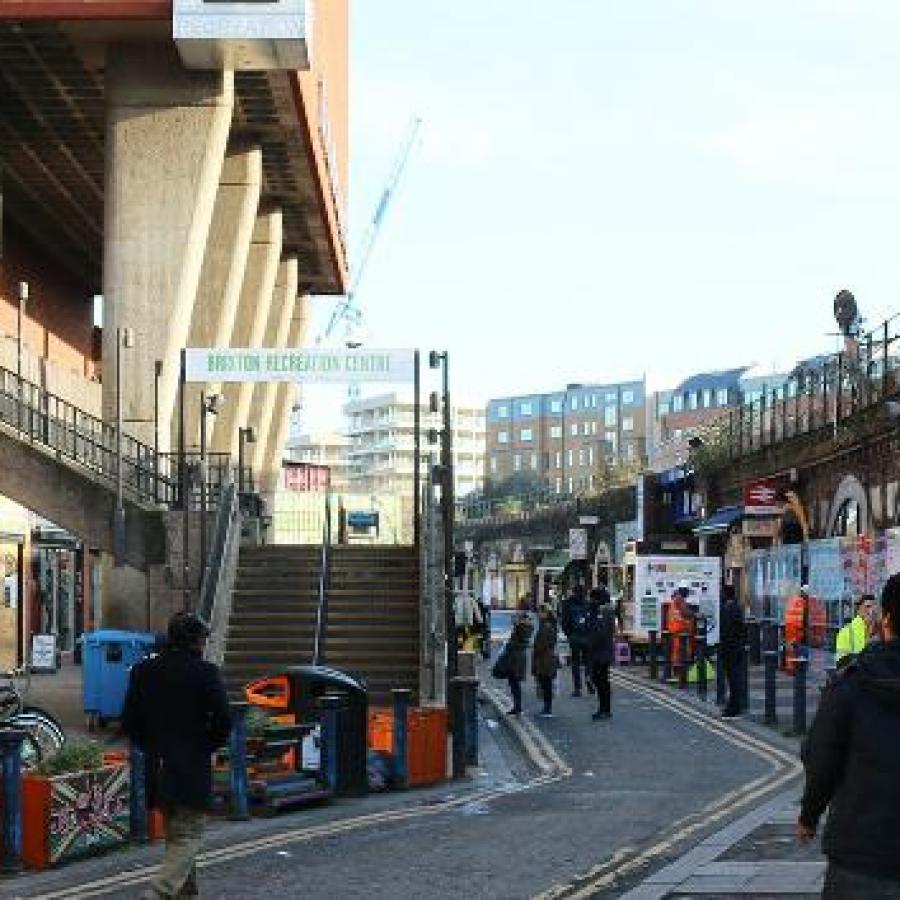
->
[9, 667, 805, 900]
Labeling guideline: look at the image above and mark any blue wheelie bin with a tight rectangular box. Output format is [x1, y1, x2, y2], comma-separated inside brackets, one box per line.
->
[82, 630, 159, 730]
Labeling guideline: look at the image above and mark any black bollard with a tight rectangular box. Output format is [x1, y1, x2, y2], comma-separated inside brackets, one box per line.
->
[715, 643, 726, 706]
[448, 678, 466, 779]
[662, 630, 672, 684]
[696, 617, 708, 702]
[648, 629, 658, 681]
[748, 617, 762, 666]
[392, 689, 411, 790]
[228, 701, 250, 821]
[0, 730, 24, 873]
[129, 743, 148, 843]
[740, 632, 751, 713]
[793, 646, 808, 735]
[678, 634, 690, 690]
[764, 621, 778, 725]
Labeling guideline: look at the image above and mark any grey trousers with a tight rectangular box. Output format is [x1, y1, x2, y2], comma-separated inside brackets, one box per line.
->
[143, 806, 205, 898]
[823, 862, 900, 899]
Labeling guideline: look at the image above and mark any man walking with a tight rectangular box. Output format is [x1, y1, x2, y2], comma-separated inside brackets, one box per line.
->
[561, 582, 590, 697]
[835, 593, 876, 669]
[798, 573, 900, 897]
[719, 584, 745, 719]
[585, 586, 616, 720]
[123, 612, 232, 899]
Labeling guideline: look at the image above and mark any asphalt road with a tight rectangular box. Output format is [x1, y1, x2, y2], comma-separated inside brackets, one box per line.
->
[9, 668, 797, 900]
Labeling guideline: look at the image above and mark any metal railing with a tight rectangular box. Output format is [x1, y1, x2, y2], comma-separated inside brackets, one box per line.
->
[725, 314, 900, 459]
[0, 364, 252, 510]
[313, 493, 332, 665]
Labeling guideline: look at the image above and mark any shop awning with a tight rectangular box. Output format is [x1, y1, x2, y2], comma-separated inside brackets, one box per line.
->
[694, 506, 744, 535]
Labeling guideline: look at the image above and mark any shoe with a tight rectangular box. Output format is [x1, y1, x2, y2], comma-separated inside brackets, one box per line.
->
[507, 708, 522, 716]
[721, 710, 740, 719]
[571, 690, 582, 698]
[592, 711, 611, 721]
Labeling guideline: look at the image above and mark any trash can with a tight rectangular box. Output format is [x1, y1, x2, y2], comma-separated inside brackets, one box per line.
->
[244, 665, 368, 797]
[82, 630, 159, 729]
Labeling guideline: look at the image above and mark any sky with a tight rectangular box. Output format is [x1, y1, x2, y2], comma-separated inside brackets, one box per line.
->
[308, 0, 900, 412]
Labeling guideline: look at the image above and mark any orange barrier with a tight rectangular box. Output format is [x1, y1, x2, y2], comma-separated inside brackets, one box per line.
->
[244, 675, 290, 711]
[368, 707, 448, 787]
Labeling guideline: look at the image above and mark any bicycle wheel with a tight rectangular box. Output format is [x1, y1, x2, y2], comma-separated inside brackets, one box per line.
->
[13, 707, 66, 761]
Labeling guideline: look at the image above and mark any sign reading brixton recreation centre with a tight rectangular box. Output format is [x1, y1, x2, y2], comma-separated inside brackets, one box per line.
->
[184, 348, 416, 384]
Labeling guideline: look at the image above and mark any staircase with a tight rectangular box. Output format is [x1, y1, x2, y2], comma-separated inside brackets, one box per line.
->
[222, 544, 322, 696]
[221, 543, 422, 705]
[325, 545, 420, 704]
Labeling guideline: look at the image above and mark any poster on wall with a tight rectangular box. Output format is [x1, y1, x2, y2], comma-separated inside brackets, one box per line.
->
[31, 634, 57, 673]
[632, 556, 722, 643]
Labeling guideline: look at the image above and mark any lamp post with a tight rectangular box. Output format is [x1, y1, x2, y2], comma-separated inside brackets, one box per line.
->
[153, 361, 162, 503]
[17, 282, 27, 435]
[238, 426, 256, 494]
[429, 350, 455, 682]
[114, 327, 135, 567]
[199, 392, 224, 589]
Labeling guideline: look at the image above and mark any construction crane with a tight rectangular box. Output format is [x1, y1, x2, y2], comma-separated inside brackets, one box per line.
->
[320, 115, 422, 344]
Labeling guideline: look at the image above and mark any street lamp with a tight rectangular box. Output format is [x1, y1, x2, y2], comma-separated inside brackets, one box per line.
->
[17, 282, 27, 434]
[153, 360, 163, 502]
[238, 426, 257, 493]
[199, 392, 224, 588]
[113, 326, 135, 567]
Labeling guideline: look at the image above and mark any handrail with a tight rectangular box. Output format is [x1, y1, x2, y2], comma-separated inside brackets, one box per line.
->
[313, 494, 332, 665]
[199, 479, 238, 624]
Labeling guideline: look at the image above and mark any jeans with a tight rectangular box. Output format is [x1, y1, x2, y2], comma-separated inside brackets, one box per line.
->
[722, 649, 743, 714]
[570, 645, 588, 693]
[591, 662, 611, 715]
[823, 862, 900, 898]
[507, 675, 522, 712]
[537, 675, 554, 712]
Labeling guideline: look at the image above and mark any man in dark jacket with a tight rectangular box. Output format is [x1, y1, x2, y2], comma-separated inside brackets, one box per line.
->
[719, 583, 745, 718]
[561, 582, 590, 697]
[798, 572, 900, 897]
[123, 612, 231, 899]
[504, 612, 534, 715]
[585, 587, 616, 720]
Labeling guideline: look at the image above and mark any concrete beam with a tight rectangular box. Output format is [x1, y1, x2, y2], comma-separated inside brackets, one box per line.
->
[248, 257, 299, 474]
[210, 209, 282, 457]
[182, 144, 262, 449]
[261, 294, 311, 495]
[103, 43, 233, 452]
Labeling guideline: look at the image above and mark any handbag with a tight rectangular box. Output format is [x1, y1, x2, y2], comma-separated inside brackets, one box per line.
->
[491, 645, 512, 680]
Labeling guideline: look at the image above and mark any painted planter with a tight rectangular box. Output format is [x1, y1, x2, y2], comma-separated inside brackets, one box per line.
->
[22, 764, 130, 869]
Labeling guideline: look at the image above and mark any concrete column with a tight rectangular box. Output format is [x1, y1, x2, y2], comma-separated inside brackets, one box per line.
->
[103, 44, 233, 451]
[182, 145, 262, 450]
[248, 258, 299, 473]
[261, 295, 311, 495]
[210, 209, 282, 456]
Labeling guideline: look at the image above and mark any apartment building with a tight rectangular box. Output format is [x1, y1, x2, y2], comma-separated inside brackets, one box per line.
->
[285, 431, 353, 492]
[345, 393, 486, 500]
[485, 379, 647, 494]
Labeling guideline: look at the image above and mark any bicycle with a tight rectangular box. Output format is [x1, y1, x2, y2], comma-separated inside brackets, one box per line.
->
[0, 668, 66, 767]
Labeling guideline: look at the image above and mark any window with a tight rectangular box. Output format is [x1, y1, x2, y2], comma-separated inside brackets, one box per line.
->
[513, 453, 522, 472]
[626, 441, 636, 459]
[591, 394, 598, 408]
[530, 453, 538, 470]
[497, 431, 509, 444]
[606, 432, 617, 452]
[606, 391, 617, 402]
[550, 399, 562, 414]
[591, 421, 598, 435]
[702, 389, 713, 408]
[672, 395, 684, 412]
[604, 407, 617, 427]
[622, 416, 634, 432]
[687, 392, 699, 411]
[622, 390, 634, 404]
[490, 457, 497, 474]
[582, 422, 590, 436]
[658, 401, 670, 416]
[555, 478, 562, 494]
[554, 451, 562, 469]
[588, 446, 595, 465]
[716, 388, 729, 406]
[520, 428, 533, 442]
[567, 449, 574, 466]
[550, 425, 562, 439]
[578, 449, 585, 466]
[567, 477, 574, 493]
[570, 423, 578, 436]
[519, 401, 533, 416]
[570, 396, 579, 411]
[497, 404, 509, 418]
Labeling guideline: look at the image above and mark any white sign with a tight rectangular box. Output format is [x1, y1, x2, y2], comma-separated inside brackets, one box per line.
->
[184, 348, 416, 384]
[31, 634, 57, 672]
[579, 516, 600, 526]
[569, 528, 588, 561]
[174, 0, 312, 71]
[631, 556, 722, 644]
[743, 518, 780, 539]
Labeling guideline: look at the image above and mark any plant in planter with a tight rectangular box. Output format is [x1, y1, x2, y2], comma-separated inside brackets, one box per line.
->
[23, 740, 130, 869]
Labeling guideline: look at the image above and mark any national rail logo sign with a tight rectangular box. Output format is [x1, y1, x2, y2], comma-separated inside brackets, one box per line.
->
[743, 478, 783, 516]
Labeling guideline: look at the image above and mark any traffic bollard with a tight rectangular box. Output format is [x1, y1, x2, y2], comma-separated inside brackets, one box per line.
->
[793, 647, 808, 735]
[678, 634, 689, 690]
[696, 618, 708, 702]
[481, 609, 491, 660]
[448, 679, 466, 779]
[740, 636, 750, 712]
[0, 731, 24, 873]
[392, 688, 411, 789]
[462, 677, 479, 767]
[228, 701, 250, 821]
[778, 624, 787, 670]
[764, 622, 778, 725]
[715, 645, 726, 706]
[748, 618, 762, 666]
[129, 743, 148, 843]
[648, 629, 658, 681]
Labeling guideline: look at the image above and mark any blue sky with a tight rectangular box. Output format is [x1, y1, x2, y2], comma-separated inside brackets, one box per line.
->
[309, 0, 900, 407]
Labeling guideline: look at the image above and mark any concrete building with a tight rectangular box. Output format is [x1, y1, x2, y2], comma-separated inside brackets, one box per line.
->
[285, 431, 353, 492]
[345, 393, 486, 500]
[0, 1, 349, 643]
[485, 379, 647, 495]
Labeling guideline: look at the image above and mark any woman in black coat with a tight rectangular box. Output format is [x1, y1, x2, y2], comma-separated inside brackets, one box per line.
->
[505, 613, 533, 715]
[532, 607, 559, 716]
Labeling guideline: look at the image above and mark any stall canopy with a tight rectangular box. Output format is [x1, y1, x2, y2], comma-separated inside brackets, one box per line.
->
[694, 505, 744, 536]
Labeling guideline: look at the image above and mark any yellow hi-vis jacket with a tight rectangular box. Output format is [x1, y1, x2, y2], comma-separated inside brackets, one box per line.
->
[835, 614, 867, 664]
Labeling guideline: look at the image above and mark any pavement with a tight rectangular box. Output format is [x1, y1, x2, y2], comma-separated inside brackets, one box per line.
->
[0, 655, 828, 899]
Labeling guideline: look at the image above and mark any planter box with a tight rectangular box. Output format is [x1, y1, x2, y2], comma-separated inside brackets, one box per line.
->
[23, 765, 131, 869]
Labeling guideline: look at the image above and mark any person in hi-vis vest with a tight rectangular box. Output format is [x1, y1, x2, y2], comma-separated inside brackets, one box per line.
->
[835, 594, 877, 669]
